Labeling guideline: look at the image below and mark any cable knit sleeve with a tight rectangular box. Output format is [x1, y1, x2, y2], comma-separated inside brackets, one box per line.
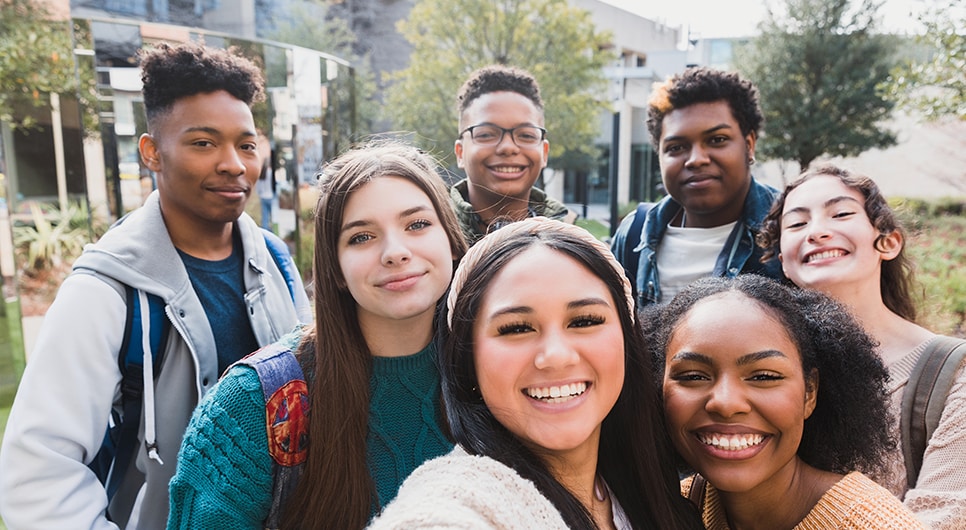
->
[904, 357, 966, 529]
[167, 366, 273, 529]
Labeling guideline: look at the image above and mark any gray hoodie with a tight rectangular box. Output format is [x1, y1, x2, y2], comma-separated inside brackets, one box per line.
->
[0, 191, 310, 529]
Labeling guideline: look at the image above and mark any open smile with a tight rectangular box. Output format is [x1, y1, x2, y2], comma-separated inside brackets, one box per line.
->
[696, 432, 766, 451]
[524, 381, 588, 404]
[804, 249, 848, 263]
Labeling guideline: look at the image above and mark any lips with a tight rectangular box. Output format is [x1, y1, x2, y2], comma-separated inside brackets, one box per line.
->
[488, 164, 527, 177]
[377, 272, 424, 291]
[524, 381, 588, 403]
[804, 248, 847, 263]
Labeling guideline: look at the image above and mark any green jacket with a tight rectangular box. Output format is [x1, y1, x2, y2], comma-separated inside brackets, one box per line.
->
[449, 178, 575, 246]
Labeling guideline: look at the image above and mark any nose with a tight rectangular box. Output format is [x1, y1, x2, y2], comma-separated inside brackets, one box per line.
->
[494, 130, 521, 154]
[806, 217, 832, 244]
[381, 232, 412, 266]
[534, 329, 579, 370]
[217, 146, 247, 176]
[684, 144, 709, 169]
[704, 376, 751, 418]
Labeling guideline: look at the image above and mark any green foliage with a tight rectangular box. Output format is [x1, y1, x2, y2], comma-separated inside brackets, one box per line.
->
[0, 0, 86, 129]
[575, 218, 609, 241]
[882, 1, 965, 121]
[900, 208, 966, 337]
[734, 0, 899, 169]
[12, 203, 95, 273]
[386, 0, 614, 167]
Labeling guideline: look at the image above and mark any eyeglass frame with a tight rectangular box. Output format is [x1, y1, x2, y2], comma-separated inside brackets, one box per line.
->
[458, 123, 548, 146]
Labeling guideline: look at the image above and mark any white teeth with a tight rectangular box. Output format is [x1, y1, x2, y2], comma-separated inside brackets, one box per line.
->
[526, 382, 587, 403]
[697, 433, 764, 451]
[492, 166, 523, 173]
[806, 249, 845, 262]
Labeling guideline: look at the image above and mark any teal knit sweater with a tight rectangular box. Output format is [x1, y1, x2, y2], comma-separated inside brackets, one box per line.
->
[167, 337, 452, 529]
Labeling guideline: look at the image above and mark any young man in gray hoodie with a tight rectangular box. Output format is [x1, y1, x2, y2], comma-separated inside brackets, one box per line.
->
[0, 41, 310, 529]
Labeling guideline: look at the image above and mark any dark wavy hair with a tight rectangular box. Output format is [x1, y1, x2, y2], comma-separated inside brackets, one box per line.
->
[139, 41, 265, 129]
[441, 218, 703, 530]
[645, 274, 895, 476]
[646, 66, 763, 148]
[456, 64, 543, 124]
[757, 163, 919, 321]
[280, 140, 467, 529]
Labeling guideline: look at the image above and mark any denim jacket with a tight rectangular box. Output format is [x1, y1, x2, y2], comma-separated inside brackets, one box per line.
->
[611, 178, 785, 308]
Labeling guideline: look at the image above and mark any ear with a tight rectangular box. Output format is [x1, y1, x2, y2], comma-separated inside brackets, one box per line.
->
[139, 133, 162, 173]
[540, 139, 549, 169]
[877, 229, 903, 261]
[745, 130, 757, 161]
[454, 139, 465, 169]
[803, 368, 819, 419]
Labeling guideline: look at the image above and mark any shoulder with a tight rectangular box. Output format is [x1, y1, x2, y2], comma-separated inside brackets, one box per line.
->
[807, 472, 927, 529]
[370, 447, 567, 529]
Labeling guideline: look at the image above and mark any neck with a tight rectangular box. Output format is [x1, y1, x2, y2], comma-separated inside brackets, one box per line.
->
[359, 310, 434, 358]
[161, 208, 235, 260]
[539, 437, 605, 525]
[466, 185, 531, 225]
[716, 461, 840, 530]
[821, 282, 933, 366]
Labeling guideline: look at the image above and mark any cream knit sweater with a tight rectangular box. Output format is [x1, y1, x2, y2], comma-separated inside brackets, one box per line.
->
[877, 337, 966, 529]
[368, 446, 569, 529]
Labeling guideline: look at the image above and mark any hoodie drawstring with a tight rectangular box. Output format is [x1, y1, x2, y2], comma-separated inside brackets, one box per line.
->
[138, 290, 164, 466]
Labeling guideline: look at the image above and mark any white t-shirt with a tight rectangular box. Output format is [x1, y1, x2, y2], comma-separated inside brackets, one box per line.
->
[656, 221, 737, 302]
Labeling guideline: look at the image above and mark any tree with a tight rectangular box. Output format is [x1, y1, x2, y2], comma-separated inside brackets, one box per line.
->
[883, 1, 965, 121]
[0, 0, 88, 129]
[734, 0, 898, 169]
[385, 0, 614, 168]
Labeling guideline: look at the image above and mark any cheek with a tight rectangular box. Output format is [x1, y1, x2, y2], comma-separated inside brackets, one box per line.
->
[473, 337, 519, 401]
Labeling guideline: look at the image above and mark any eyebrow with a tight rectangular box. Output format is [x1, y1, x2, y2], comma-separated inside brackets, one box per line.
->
[183, 126, 257, 138]
[662, 123, 733, 144]
[782, 195, 862, 219]
[487, 297, 611, 320]
[669, 349, 789, 366]
[341, 204, 434, 233]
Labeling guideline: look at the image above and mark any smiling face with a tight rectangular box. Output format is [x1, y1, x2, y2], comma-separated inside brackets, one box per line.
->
[663, 292, 817, 495]
[338, 176, 454, 333]
[455, 91, 549, 207]
[141, 90, 261, 231]
[658, 100, 755, 227]
[778, 175, 901, 298]
[472, 245, 624, 462]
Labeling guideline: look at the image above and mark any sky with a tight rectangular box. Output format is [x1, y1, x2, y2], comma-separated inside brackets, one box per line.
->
[598, 0, 931, 46]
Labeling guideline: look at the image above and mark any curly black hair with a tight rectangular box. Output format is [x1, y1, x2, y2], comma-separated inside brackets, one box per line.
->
[456, 64, 543, 120]
[643, 274, 895, 476]
[757, 163, 920, 322]
[139, 41, 265, 129]
[646, 66, 763, 148]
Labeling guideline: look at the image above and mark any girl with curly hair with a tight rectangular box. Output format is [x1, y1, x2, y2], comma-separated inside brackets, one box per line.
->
[757, 164, 966, 528]
[648, 274, 924, 529]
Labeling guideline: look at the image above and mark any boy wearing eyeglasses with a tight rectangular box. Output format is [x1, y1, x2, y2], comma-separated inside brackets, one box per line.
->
[452, 65, 575, 245]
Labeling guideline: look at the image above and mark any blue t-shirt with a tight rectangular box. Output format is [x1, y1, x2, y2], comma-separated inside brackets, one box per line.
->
[178, 229, 260, 373]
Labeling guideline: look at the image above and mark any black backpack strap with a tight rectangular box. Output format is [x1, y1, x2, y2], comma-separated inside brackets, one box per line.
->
[622, 202, 652, 289]
[236, 342, 308, 529]
[901, 335, 966, 488]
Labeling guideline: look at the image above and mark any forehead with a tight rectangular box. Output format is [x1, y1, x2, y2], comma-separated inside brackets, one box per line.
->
[784, 175, 864, 211]
[460, 91, 544, 127]
[660, 100, 738, 139]
[343, 175, 433, 218]
[670, 293, 800, 362]
[152, 90, 255, 135]
[479, 245, 609, 307]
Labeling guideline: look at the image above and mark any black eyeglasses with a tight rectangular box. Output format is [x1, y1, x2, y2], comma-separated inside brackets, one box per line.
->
[459, 124, 547, 146]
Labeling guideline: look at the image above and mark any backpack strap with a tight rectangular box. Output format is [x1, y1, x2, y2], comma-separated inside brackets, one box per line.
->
[622, 202, 653, 288]
[901, 335, 966, 488]
[262, 229, 298, 302]
[686, 473, 707, 509]
[89, 285, 169, 504]
[237, 341, 309, 529]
